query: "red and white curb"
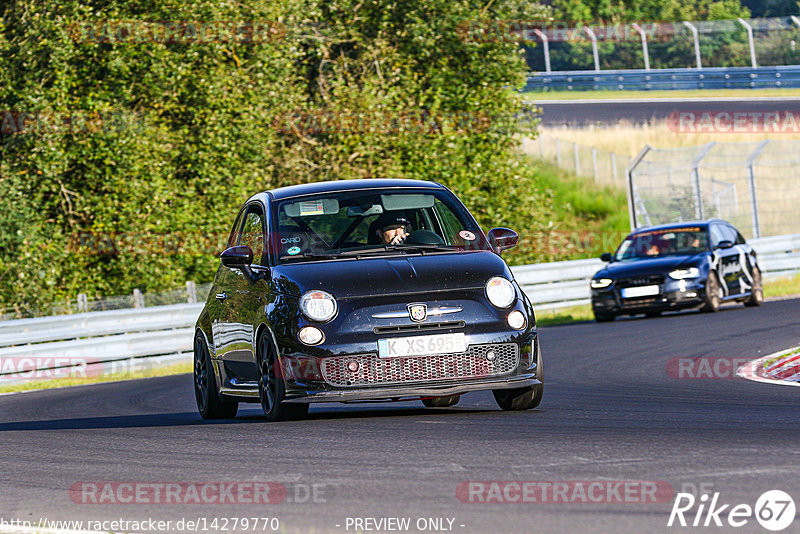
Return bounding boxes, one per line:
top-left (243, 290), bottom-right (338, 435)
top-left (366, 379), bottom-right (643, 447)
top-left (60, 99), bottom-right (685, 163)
top-left (737, 347), bottom-right (800, 387)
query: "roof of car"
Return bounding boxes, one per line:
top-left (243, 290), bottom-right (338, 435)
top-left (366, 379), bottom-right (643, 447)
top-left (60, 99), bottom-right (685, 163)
top-left (264, 179), bottom-right (446, 201)
top-left (632, 219), bottom-right (726, 234)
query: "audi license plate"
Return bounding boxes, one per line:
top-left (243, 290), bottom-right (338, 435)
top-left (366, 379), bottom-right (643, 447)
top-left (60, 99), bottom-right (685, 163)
top-left (378, 333), bottom-right (466, 358)
top-left (621, 285), bottom-right (660, 298)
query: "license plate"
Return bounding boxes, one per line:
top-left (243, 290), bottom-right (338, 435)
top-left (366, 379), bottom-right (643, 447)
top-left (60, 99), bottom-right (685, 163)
top-left (378, 333), bottom-right (467, 358)
top-left (621, 285), bottom-right (660, 298)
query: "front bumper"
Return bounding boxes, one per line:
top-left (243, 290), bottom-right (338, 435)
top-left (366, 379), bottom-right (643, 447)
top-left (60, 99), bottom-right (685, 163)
top-left (283, 373), bottom-right (541, 403)
top-left (592, 278), bottom-right (706, 314)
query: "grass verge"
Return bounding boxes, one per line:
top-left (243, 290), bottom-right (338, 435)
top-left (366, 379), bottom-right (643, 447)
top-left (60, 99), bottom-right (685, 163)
top-left (0, 361), bottom-right (192, 394)
top-left (526, 88), bottom-right (800, 101)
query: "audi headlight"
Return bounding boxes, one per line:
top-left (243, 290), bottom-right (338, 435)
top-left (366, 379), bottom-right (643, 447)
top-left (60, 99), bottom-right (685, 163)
top-left (299, 290), bottom-right (337, 322)
top-left (591, 278), bottom-right (613, 289)
top-left (668, 267), bottom-right (700, 280)
top-left (486, 276), bottom-right (516, 309)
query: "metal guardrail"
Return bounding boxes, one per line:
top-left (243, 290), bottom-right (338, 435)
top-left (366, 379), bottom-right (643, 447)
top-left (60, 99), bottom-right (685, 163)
top-left (0, 234), bottom-right (798, 380)
top-left (524, 65), bottom-right (800, 92)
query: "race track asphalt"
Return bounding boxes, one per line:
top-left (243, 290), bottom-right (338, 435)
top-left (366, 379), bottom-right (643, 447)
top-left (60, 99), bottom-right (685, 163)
top-left (532, 97), bottom-right (800, 127)
top-left (1, 298), bottom-right (799, 533)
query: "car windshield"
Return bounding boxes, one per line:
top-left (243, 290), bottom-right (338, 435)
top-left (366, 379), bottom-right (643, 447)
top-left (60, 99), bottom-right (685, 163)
top-left (272, 188), bottom-right (490, 262)
top-left (615, 227), bottom-right (709, 261)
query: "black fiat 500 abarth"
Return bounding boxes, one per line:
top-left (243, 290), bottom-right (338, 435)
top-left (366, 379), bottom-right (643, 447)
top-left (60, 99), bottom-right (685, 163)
top-left (193, 179), bottom-right (542, 420)
top-left (590, 219), bottom-right (764, 322)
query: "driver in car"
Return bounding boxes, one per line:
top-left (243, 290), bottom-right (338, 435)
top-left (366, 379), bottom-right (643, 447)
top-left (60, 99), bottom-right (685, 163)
top-left (376, 214), bottom-right (410, 245)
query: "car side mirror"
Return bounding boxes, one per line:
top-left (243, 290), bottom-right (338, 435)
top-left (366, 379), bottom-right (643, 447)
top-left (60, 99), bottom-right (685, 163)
top-left (487, 227), bottom-right (518, 254)
top-left (600, 252), bottom-right (613, 263)
top-left (715, 240), bottom-right (734, 250)
top-left (220, 245), bottom-right (253, 268)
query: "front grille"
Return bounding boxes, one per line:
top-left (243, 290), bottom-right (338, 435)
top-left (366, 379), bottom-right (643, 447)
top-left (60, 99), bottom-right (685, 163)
top-left (619, 297), bottom-right (660, 308)
top-left (617, 275), bottom-right (665, 288)
top-left (373, 321), bottom-right (465, 335)
top-left (321, 343), bottom-right (519, 387)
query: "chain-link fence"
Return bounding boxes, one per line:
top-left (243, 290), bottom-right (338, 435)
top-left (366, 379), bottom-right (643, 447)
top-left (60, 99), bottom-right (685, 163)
top-left (522, 134), bottom-right (631, 186)
top-left (629, 140), bottom-right (800, 238)
top-left (522, 16), bottom-right (800, 72)
top-left (0, 281), bottom-right (212, 321)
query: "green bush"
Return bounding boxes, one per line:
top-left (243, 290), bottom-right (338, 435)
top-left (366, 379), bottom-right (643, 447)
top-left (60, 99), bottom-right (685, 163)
top-left (0, 0), bottom-right (554, 316)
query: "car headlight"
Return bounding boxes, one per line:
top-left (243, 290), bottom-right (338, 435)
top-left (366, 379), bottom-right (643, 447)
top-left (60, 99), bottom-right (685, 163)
top-left (486, 276), bottom-right (516, 308)
top-left (669, 267), bottom-right (700, 280)
top-left (591, 278), bottom-right (613, 289)
top-left (299, 290), bottom-right (337, 322)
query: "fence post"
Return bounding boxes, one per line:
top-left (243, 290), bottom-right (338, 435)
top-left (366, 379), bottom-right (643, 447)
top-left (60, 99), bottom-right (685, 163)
top-left (746, 140), bottom-right (769, 238)
top-left (691, 142), bottom-right (716, 221)
top-left (556, 138), bottom-right (561, 167)
top-left (632, 23), bottom-right (650, 71)
top-left (532, 29), bottom-right (551, 73)
top-left (737, 18), bottom-right (758, 68)
top-left (683, 21), bottom-right (702, 69)
top-left (627, 145), bottom-right (652, 230)
top-left (583, 26), bottom-right (600, 71)
top-left (186, 281), bottom-right (197, 304)
top-left (592, 147), bottom-right (598, 182)
top-left (611, 152), bottom-right (617, 184)
top-left (133, 288), bottom-right (144, 308)
top-left (77, 293), bottom-right (88, 313)
top-left (573, 142), bottom-right (580, 175)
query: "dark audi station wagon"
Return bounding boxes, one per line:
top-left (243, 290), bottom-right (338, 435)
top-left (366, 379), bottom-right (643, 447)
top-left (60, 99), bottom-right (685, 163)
top-left (194, 179), bottom-right (542, 421)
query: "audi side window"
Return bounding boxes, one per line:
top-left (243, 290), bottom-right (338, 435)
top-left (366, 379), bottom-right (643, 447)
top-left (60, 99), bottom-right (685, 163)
top-left (720, 225), bottom-right (738, 244)
top-left (709, 225), bottom-right (725, 247)
top-left (238, 205), bottom-right (266, 265)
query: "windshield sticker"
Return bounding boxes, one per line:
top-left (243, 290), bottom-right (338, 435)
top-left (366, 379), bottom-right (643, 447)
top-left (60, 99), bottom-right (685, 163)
top-left (299, 200), bottom-right (325, 216)
top-left (287, 246), bottom-right (301, 255)
top-left (636, 227), bottom-right (701, 237)
top-left (459, 230), bottom-right (476, 241)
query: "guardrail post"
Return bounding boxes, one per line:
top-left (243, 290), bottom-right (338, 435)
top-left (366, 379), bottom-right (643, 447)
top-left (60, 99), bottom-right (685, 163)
top-left (592, 147), bottom-right (598, 182)
top-left (738, 18), bottom-right (758, 68)
top-left (746, 140), bottom-right (769, 238)
top-left (574, 142), bottom-right (580, 175)
top-left (132, 288), bottom-right (144, 308)
top-left (186, 281), bottom-right (197, 304)
top-left (77, 293), bottom-right (88, 313)
top-left (683, 21), bottom-right (702, 69)
top-left (583, 26), bottom-right (601, 71)
top-left (532, 29), bottom-right (551, 73)
top-left (632, 23), bottom-right (650, 71)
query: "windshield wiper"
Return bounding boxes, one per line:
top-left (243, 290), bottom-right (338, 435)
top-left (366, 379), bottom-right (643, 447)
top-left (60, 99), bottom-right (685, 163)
top-left (279, 251), bottom-right (342, 261)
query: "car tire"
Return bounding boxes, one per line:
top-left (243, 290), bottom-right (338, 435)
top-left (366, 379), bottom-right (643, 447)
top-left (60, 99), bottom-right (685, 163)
top-left (744, 266), bottom-right (764, 307)
top-left (701, 272), bottom-right (721, 313)
top-left (422, 395), bottom-right (460, 408)
top-left (493, 384), bottom-right (543, 411)
top-left (257, 331), bottom-right (308, 422)
top-left (194, 334), bottom-right (238, 420)
top-left (594, 311), bottom-right (615, 322)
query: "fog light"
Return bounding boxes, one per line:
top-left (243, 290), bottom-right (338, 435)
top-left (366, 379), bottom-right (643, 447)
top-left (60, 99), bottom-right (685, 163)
top-left (507, 310), bottom-right (526, 330)
top-left (347, 360), bottom-right (360, 373)
top-left (298, 326), bottom-right (324, 345)
top-left (486, 350), bottom-right (496, 361)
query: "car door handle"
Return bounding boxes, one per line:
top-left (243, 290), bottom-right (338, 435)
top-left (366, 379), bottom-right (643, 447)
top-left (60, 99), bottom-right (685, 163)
top-left (215, 292), bottom-right (228, 302)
